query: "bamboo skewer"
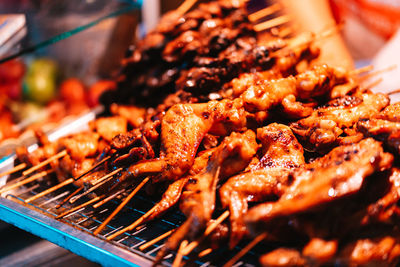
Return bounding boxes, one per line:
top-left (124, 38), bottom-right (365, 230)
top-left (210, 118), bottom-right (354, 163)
top-left (248, 3), bottom-right (282, 22)
top-left (93, 188), bottom-right (125, 209)
top-left (0, 169), bottom-right (53, 194)
top-left (56, 195), bottom-right (103, 219)
top-left (139, 229), bottom-right (175, 251)
top-left (0, 163), bottom-right (27, 178)
top-left (55, 186), bottom-right (84, 209)
top-left (107, 204), bottom-right (158, 240)
top-left (93, 177), bottom-right (150, 235)
top-left (223, 233), bottom-right (267, 267)
top-left (176, 0), bottom-right (197, 16)
top-left (73, 155), bottom-right (112, 181)
top-left (358, 64), bottom-right (397, 81)
top-left (181, 210), bottom-right (230, 256)
top-left (70, 168), bottom-right (122, 204)
top-left (22, 150), bottom-right (67, 176)
top-left (198, 248), bottom-right (213, 258)
top-left (254, 15), bottom-right (291, 32)
top-left (388, 88), bottom-right (400, 95)
top-left (350, 65), bottom-right (373, 76)
top-left (24, 177), bottom-right (75, 203)
top-left (172, 240), bottom-right (188, 267)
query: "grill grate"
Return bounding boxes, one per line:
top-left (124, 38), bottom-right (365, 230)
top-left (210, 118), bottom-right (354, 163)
top-left (2, 181), bottom-right (260, 266)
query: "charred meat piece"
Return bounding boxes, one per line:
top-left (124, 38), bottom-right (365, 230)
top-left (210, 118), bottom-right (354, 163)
top-left (246, 138), bottom-right (393, 233)
top-left (291, 92), bottom-right (389, 152)
top-left (156, 130), bottom-right (257, 262)
top-left (220, 123), bottom-right (304, 248)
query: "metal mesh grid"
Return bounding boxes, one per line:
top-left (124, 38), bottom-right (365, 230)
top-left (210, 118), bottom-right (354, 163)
top-left (2, 181), bottom-right (260, 267)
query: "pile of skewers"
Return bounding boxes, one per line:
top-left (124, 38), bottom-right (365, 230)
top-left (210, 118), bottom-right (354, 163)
top-left (2, 0), bottom-right (400, 266)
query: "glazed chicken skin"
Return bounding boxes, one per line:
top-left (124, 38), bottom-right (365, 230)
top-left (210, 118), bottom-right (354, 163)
top-left (155, 130), bottom-right (258, 263)
top-left (357, 102), bottom-right (400, 155)
top-left (240, 64), bottom-right (352, 118)
top-left (291, 92), bottom-right (389, 152)
top-left (245, 138), bottom-right (393, 234)
top-left (220, 123), bottom-right (305, 248)
top-left (117, 98), bottom-right (247, 184)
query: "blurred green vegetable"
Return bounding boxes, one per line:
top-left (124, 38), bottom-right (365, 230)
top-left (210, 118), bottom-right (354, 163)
top-left (23, 58), bottom-right (58, 104)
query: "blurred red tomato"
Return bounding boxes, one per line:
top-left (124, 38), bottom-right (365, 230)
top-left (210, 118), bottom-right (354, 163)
top-left (87, 80), bottom-right (116, 107)
top-left (59, 78), bottom-right (86, 104)
top-left (0, 59), bottom-right (25, 83)
top-left (0, 60), bottom-right (25, 100)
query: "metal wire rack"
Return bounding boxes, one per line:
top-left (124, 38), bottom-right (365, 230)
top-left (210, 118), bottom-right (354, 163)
top-left (0, 179), bottom-right (261, 266)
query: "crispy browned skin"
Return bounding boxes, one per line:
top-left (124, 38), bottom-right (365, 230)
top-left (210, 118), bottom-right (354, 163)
top-left (241, 65), bottom-right (351, 118)
top-left (357, 103), bottom-right (400, 155)
top-left (91, 116), bottom-right (128, 142)
top-left (291, 92), bottom-right (389, 152)
top-left (58, 132), bottom-right (99, 161)
top-left (260, 248), bottom-right (307, 267)
top-left (144, 148), bottom-right (216, 222)
top-left (155, 130), bottom-right (257, 262)
top-left (338, 236), bottom-right (400, 266)
top-left (119, 98), bottom-right (247, 183)
top-left (220, 123), bottom-right (304, 248)
top-left (245, 138), bottom-right (393, 232)
top-left (361, 168), bottom-right (400, 225)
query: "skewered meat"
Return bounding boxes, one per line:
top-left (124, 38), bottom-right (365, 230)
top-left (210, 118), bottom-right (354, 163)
top-left (245, 138), bottom-right (393, 233)
top-left (58, 132), bottom-right (100, 161)
top-left (156, 130), bottom-right (258, 262)
top-left (357, 103), bottom-right (400, 155)
top-left (260, 248), bottom-right (307, 267)
top-left (241, 64), bottom-right (353, 117)
top-left (142, 148), bottom-right (216, 223)
top-left (110, 104), bottom-right (146, 128)
top-left (90, 116), bottom-right (128, 142)
top-left (291, 92), bottom-right (389, 152)
top-left (220, 123), bottom-right (304, 248)
top-left (338, 236), bottom-right (400, 266)
top-left (117, 98), bottom-right (247, 183)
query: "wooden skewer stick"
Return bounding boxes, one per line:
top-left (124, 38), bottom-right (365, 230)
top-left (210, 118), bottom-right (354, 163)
top-left (92, 188), bottom-right (125, 209)
top-left (350, 65), bottom-right (373, 76)
top-left (363, 78), bottom-right (383, 91)
top-left (198, 248), bottom-right (213, 258)
top-left (359, 64), bottom-right (397, 81)
top-left (248, 3), bottom-right (282, 22)
top-left (92, 168), bottom-right (123, 186)
top-left (93, 177), bottom-right (150, 235)
top-left (222, 233), bottom-right (267, 267)
top-left (388, 88), bottom-right (400, 95)
top-left (254, 15), bottom-right (291, 32)
top-left (22, 150), bottom-right (67, 176)
top-left (182, 210), bottom-right (230, 256)
top-left (24, 177), bottom-right (75, 203)
top-left (0, 169), bottom-right (53, 194)
top-left (176, 0), bottom-right (197, 16)
top-left (106, 204), bottom-right (158, 240)
top-left (139, 229), bottom-right (176, 251)
top-left (73, 155), bottom-right (112, 182)
top-left (55, 186), bottom-right (84, 209)
top-left (56, 195), bottom-right (103, 219)
top-left (0, 163), bottom-right (27, 178)
top-left (70, 168), bottom-right (122, 204)
top-left (172, 240), bottom-right (188, 267)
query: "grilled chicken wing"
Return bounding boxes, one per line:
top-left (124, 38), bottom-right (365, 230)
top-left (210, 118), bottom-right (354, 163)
top-left (155, 130), bottom-right (257, 262)
top-left (220, 123), bottom-right (304, 248)
top-left (291, 92), bottom-right (389, 152)
top-left (246, 138), bottom-right (393, 233)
